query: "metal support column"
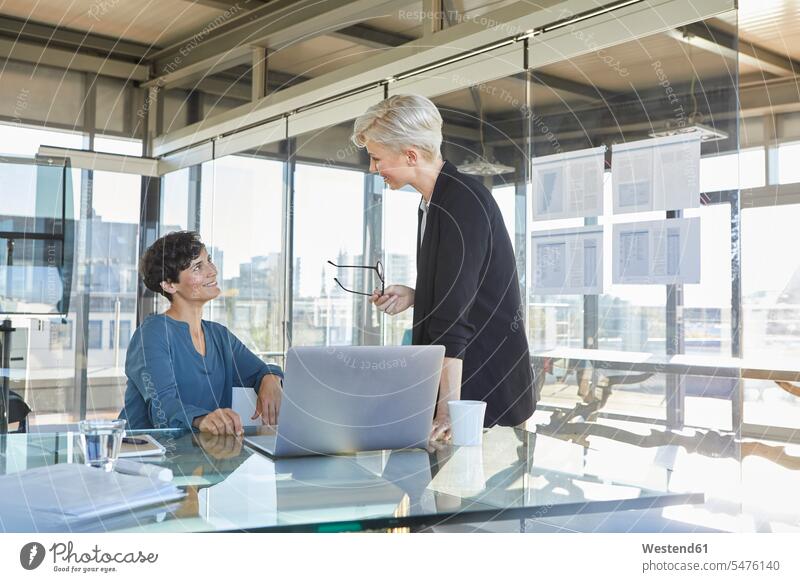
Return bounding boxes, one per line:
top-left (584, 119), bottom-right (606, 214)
top-left (71, 74), bottom-right (96, 422)
top-left (186, 90), bottom-right (203, 232)
top-left (282, 133), bottom-right (296, 351)
top-left (583, 217), bottom-right (599, 350)
top-left (359, 173), bottom-right (384, 345)
top-left (665, 209), bottom-right (685, 429)
top-left (137, 86), bottom-right (162, 326)
top-left (517, 58), bottom-right (532, 326)
top-left (422, 0), bottom-right (443, 36)
top-left (252, 47), bottom-right (269, 101)
top-left (730, 189), bottom-right (743, 437)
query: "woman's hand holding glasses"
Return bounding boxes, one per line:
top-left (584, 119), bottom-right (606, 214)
top-left (370, 285), bottom-right (415, 316)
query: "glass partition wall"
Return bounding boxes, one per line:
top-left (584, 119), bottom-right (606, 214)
top-left (0, 130), bottom-right (143, 426)
top-left (525, 12), bottom-right (741, 438)
top-left (200, 155), bottom-right (285, 365)
top-left (291, 121), bottom-right (372, 347)
top-left (13, 4), bottom-right (785, 455)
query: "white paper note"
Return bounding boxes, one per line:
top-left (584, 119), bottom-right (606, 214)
top-left (612, 217), bottom-right (701, 284)
top-left (612, 133), bottom-right (701, 214)
top-left (232, 386), bottom-right (262, 427)
top-left (0, 463), bottom-right (184, 530)
top-left (531, 226), bottom-right (604, 295)
top-left (532, 146), bottom-right (606, 220)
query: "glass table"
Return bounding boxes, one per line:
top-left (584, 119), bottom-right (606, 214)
top-left (0, 426), bottom-right (702, 532)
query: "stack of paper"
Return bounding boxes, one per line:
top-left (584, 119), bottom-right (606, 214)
top-left (0, 463), bottom-right (185, 532)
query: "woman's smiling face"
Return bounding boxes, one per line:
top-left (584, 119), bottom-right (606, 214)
top-left (162, 247), bottom-right (220, 304)
top-left (365, 140), bottom-right (416, 190)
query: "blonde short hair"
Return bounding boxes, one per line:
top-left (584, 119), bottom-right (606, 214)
top-left (351, 94), bottom-right (443, 160)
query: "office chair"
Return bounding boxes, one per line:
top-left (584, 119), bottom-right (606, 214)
top-left (7, 390), bottom-right (31, 433)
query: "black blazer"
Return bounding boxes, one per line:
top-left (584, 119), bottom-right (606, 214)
top-left (412, 160), bottom-right (535, 427)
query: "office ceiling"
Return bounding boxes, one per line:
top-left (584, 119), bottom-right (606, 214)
top-left (0, 0), bottom-right (228, 47)
top-left (717, 0), bottom-right (800, 63)
top-left (0, 0), bottom-right (797, 128)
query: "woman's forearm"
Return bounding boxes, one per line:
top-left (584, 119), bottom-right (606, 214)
top-left (436, 357), bottom-right (462, 417)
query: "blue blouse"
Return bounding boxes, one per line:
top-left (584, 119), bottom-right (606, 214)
top-left (120, 314), bottom-right (283, 430)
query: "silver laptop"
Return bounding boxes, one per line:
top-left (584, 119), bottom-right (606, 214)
top-left (245, 345), bottom-right (444, 458)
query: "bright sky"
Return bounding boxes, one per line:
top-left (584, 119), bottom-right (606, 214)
top-left (293, 163), bottom-right (363, 296)
top-left (202, 156), bottom-right (283, 281)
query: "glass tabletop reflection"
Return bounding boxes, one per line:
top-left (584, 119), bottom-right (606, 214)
top-left (0, 426), bottom-right (702, 532)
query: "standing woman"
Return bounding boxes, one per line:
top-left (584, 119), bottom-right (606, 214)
top-left (353, 94), bottom-right (535, 440)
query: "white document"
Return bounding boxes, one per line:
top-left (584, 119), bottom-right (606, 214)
top-left (612, 133), bottom-right (701, 214)
top-left (532, 146), bottom-right (606, 220)
top-left (118, 433), bottom-right (166, 458)
top-left (0, 463), bottom-right (184, 526)
top-left (612, 217), bottom-right (701, 284)
top-left (531, 226), bottom-right (604, 295)
top-left (232, 386), bottom-right (262, 427)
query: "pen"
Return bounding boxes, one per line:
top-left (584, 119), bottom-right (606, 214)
top-left (122, 437), bottom-right (150, 445)
top-left (115, 458), bottom-right (173, 482)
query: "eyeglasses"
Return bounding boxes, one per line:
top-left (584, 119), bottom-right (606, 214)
top-left (327, 259), bottom-right (384, 297)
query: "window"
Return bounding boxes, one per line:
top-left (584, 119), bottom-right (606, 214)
top-left (199, 155), bottom-right (284, 357)
top-left (383, 187), bottom-right (419, 346)
top-left (49, 320), bottom-right (73, 351)
top-left (84, 136), bottom-right (143, 417)
top-left (778, 141), bottom-right (800, 184)
top-left (88, 320), bottom-right (103, 350)
top-left (292, 163), bottom-right (365, 346)
top-left (0, 122), bottom-right (85, 425)
top-left (699, 147), bottom-right (765, 192)
top-left (109, 320), bottom-right (132, 350)
top-left (0, 122), bottom-right (83, 156)
top-left (94, 136), bottom-right (142, 156)
top-left (742, 203), bottom-right (800, 431)
top-left (742, 204), bottom-right (800, 361)
top-left (492, 185), bottom-right (517, 253)
top-left (161, 168), bottom-right (191, 232)
top-left (681, 204), bottom-right (732, 356)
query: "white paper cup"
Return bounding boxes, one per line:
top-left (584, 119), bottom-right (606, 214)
top-left (448, 400), bottom-right (487, 446)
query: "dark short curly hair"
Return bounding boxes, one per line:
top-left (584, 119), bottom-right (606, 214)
top-left (140, 231), bottom-right (205, 302)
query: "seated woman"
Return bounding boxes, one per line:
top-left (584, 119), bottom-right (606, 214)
top-left (120, 231), bottom-right (283, 436)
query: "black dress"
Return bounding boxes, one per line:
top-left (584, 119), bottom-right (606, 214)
top-left (412, 160), bottom-right (536, 427)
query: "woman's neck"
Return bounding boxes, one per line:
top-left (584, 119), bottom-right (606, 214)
top-left (165, 299), bottom-right (204, 335)
top-left (411, 158), bottom-right (445, 203)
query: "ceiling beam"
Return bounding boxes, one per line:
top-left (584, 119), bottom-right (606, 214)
top-left (187, 0), bottom-right (267, 9)
top-left (429, 75), bottom-right (800, 152)
top-left (531, 71), bottom-right (620, 102)
top-left (335, 6), bottom-right (614, 109)
top-left (0, 37), bottom-right (149, 81)
top-left (0, 15), bottom-right (153, 61)
top-left (146, 0), bottom-right (400, 89)
top-left (483, 75), bottom-right (747, 147)
top-left (174, 68), bottom-right (312, 100)
top-left (332, 24), bottom-right (415, 49)
top-left (740, 76), bottom-right (800, 116)
top-left (441, 1), bottom-right (485, 117)
top-left (179, 77), bottom-right (251, 101)
top-left (666, 21), bottom-right (800, 77)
